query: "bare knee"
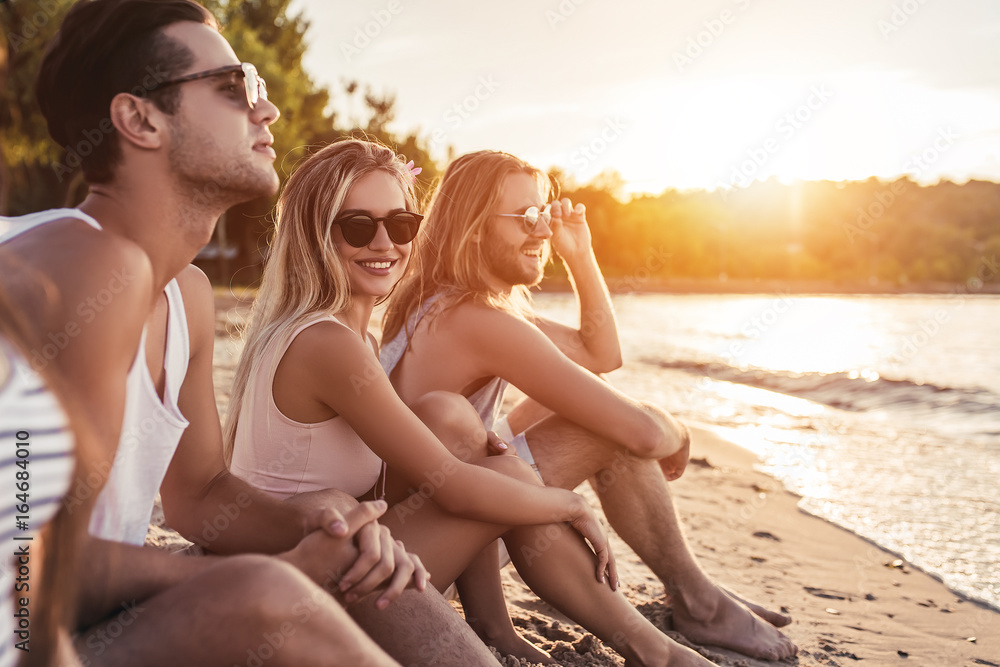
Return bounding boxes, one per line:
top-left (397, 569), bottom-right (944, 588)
top-left (222, 556), bottom-right (350, 659)
top-left (632, 402), bottom-right (689, 459)
top-left (285, 486), bottom-right (359, 515)
top-left (588, 449), bottom-right (651, 494)
top-left (409, 391), bottom-right (488, 461)
top-left (477, 454), bottom-right (542, 486)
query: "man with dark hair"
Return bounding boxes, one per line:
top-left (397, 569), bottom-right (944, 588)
top-left (0, 1), bottom-right (497, 664)
top-left (382, 150), bottom-right (798, 662)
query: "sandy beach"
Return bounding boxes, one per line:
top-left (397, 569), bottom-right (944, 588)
top-left (487, 418), bottom-right (1000, 666)
top-left (149, 292), bottom-right (1000, 666)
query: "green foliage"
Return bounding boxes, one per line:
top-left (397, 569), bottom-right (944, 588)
top-left (0, 0), bottom-right (75, 214)
top-left (2, 2), bottom-right (996, 290)
top-left (1, 0), bottom-right (441, 287)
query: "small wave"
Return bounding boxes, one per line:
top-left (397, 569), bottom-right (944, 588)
top-left (646, 358), bottom-right (1000, 417)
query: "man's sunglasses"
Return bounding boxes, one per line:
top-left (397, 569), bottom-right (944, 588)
top-left (496, 205), bottom-right (551, 234)
top-left (149, 62), bottom-right (267, 109)
top-left (331, 211), bottom-right (424, 248)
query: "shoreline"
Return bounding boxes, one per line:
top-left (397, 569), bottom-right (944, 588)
top-left (536, 276), bottom-right (1000, 296)
top-left (488, 418), bottom-right (1000, 666)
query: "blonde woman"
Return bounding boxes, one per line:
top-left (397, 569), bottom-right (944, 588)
top-left (225, 138), bottom-right (717, 666)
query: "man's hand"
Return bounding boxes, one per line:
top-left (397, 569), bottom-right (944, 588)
top-left (657, 429), bottom-right (690, 481)
top-left (549, 198), bottom-right (593, 265)
top-left (283, 500), bottom-right (430, 609)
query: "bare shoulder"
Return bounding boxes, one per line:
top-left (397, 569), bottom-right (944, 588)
top-left (282, 318), bottom-right (379, 396)
top-left (174, 265), bottom-right (215, 353)
top-left (439, 299), bottom-right (540, 343)
top-left (174, 265), bottom-right (214, 324)
top-left (174, 263), bottom-right (212, 297)
top-left (288, 319), bottom-right (373, 366)
top-left (1, 219), bottom-right (153, 340)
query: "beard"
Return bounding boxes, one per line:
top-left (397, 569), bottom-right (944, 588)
top-left (167, 118), bottom-right (278, 210)
top-left (482, 223), bottom-right (550, 288)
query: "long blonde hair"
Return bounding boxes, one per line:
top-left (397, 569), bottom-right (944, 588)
top-left (382, 150), bottom-right (551, 342)
top-left (223, 138), bottom-right (419, 464)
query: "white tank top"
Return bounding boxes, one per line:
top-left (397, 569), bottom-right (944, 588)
top-left (0, 208), bottom-right (190, 545)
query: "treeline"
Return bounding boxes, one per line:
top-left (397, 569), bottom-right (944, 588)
top-left (555, 175), bottom-right (1000, 290)
top-left (4, 2), bottom-right (999, 291)
top-left (1, 0), bottom-right (439, 284)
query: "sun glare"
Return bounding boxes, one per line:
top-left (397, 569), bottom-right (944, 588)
top-left (591, 71), bottom-right (994, 194)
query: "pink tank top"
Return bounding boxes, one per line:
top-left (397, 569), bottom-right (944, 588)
top-left (230, 316), bottom-right (385, 500)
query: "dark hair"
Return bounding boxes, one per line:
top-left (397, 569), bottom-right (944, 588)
top-left (36, 0), bottom-right (217, 183)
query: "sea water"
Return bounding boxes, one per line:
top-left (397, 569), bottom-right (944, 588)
top-left (532, 292), bottom-right (1000, 610)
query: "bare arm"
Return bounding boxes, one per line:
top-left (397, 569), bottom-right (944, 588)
top-left (157, 269), bottom-right (429, 605)
top-left (455, 303), bottom-right (686, 460)
top-left (531, 198), bottom-right (621, 373)
top-left (297, 323), bottom-right (594, 529)
top-left (158, 267), bottom-right (331, 553)
top-left (75, 534), bottom-right (214, 626)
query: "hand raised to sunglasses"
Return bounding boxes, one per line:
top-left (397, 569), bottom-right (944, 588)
top-left (549, 198), bottom-right (593, 267)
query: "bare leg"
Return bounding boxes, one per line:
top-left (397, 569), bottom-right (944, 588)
top-left (524, 411), bottom-right (797, 661)
top-left (346, 589), bottom-right (500, 667)
top-left (285, 468), bottom-right (501, 666)
top-left (381, 453), bottom-right (716, 667)
top-left (456, 543), bottom-right (555, 664)
top-left (512, 399), bottom-right (791, 628)
top-left (76, 554), bottom-right (397, 667)
top-left (405, 392), bottom-right (553, 663)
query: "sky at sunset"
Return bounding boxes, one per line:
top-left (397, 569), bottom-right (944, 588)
top-left (292, 0), bottom-right (1000, 194)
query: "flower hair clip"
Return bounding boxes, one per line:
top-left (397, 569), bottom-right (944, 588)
top-left (405, 160), bottom-right (422, 183)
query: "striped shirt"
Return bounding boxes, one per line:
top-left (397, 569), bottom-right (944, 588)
top-left (0, 338), bottom-right (75, 664)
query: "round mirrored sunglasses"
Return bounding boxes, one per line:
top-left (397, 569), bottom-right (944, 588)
top-left (496, 205), bottom-right (552, 234)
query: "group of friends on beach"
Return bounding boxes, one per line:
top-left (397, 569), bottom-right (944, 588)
top-left (0, 1), bottom-right (801, 665)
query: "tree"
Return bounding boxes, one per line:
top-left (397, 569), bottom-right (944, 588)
top-left (0, 0), bottom-right (74, 215)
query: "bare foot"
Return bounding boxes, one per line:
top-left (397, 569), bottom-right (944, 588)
top-left (625, 638), bottom-right (719, 667)
top-left (722, 586), bottom-right (792, 628)
top-left (672, 589), bottom-right (797, 661)
top-left (479, 628), bottom-right (555, 665)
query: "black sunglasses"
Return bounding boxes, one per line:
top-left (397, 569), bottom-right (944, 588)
top-left (332, 211), bottom-right (423, 248)
top-left (149, 62), bottom-right (267, 109)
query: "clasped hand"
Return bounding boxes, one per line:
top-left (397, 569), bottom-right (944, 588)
top-left (283, 500), bottom-right (429, 610)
